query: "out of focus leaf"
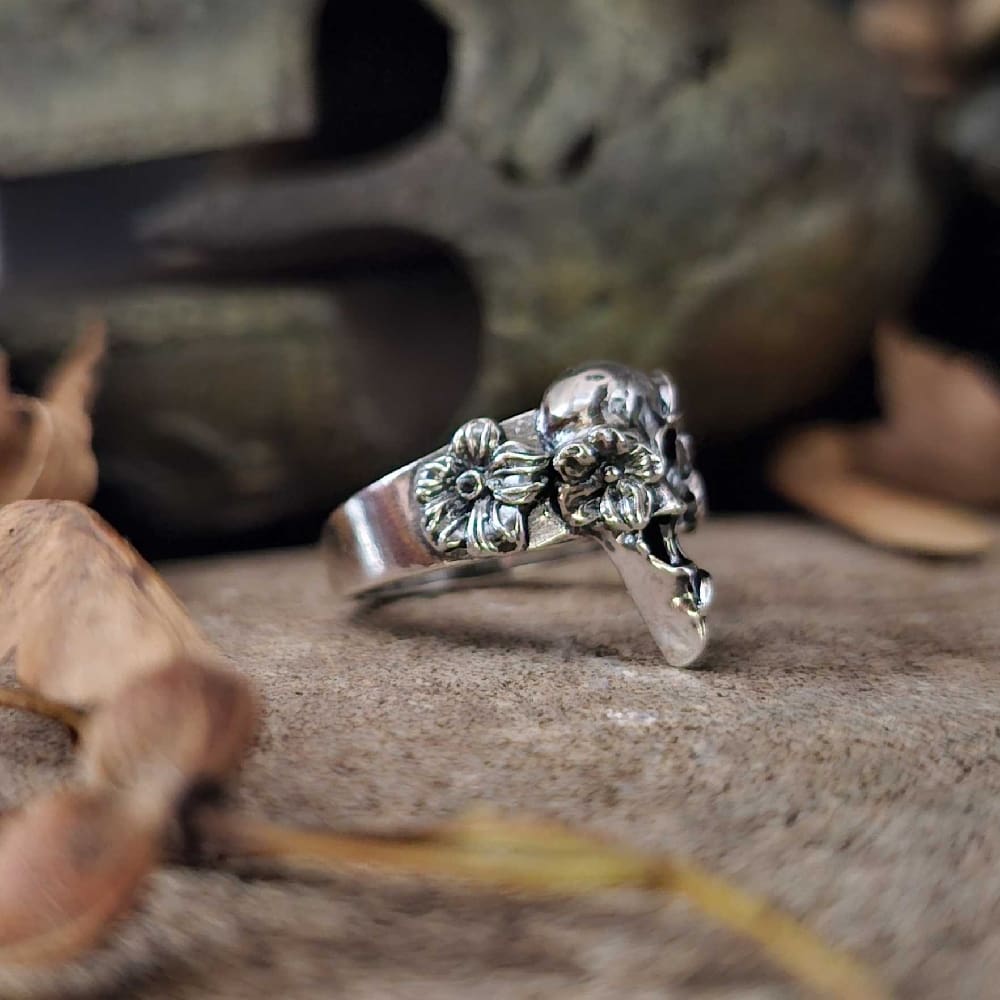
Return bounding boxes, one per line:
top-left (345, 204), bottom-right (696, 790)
top-left (958, 0), bottom-right (1000, 50)
top-left (853, 0), bottom-right (958, 95)
top-left (770, 324), bottom-right (1000, 554)
top-left (770, 425), bottom-right (996, 555)
top-left (80, 658), bottom-right (258, 822)
top-left (853, 0), bottom-right (1000, 94)
top-left (0, 320), bottom-right (105, 506)
top-left (0, 500), bottom-right (257, 967)
top-left (0, 789), bottom-right (158, 968)
top-left (853, 324), bottom-right (1000, 508)
top-left (0, 500), bottom-right (218, 706)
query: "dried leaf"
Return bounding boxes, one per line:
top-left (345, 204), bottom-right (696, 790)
top-left (30, 319), bottom-right (106, 504)
top-left (853, 325), bottom-right (1000, 509)
top-left (853, 0), bottom-right (1000, 94)
top-left (0, 320), bottom-right (105, 506)
top-left (958, 0), bottom-right (1000, 50)
top-left (0, 388), bottom-right (50, 508)
top-left (0, 355), bottom-right (33, 494)
top-left (198, 809), bottom-right (889, 1000)
top-left (80, 659), bottom-right (258, 821)
top-left (0, 501), bottom-right (259, 967)
top-left (0, 500), bottom-right (218, 706)
top-left (0, 789), bottom-right (158, 968)
top-left (853, 0), bottom-right (958, 95)
top-left (769, 425), bottom-right (997, 555)
top-left (0, 660), bottom-right (255, 966)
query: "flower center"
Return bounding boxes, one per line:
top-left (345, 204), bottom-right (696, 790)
top-left (603, 465), bottom-right (624, 484)
top-left (455, 468), bottom-right (485, 500)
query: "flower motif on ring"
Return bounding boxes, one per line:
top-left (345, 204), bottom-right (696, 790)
top-left (415, 418), bottom-right (550, 556)
top-left (552, 426), bottom-right (678, 535)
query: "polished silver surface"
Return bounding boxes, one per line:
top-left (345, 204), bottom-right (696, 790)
top-left (324, 363), bottom-right (712, 667)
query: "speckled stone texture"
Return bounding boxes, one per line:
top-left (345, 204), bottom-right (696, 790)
top-left (2, 517), bottom-right (999, 998)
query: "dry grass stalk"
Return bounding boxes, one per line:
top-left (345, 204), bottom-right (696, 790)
top-left (0, 687), bottom-right (86, 737)
top-left (198, 809), bottom-right (889, 1000)
top-left (0, 501), bottom-right (218, 705)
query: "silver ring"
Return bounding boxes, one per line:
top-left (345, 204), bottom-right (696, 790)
top-left (323, 363), bottom-right (712, 667)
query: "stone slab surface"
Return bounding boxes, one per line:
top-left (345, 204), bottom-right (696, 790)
top-left (2, 517), bottom-right (999, 998)
top-left (0, 0), bottom-right (316, 175)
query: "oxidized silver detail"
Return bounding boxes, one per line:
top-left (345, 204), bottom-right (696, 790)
top-left (537, 363), bottom-right (710, 619)
top-left (413, 364), bottom-right (711, 627)
top-left (327, 361), bottom-right (711, 667)
top-left (414, 417), bottom-right (549, 557)
top-left (552, 426), bottom-right (675, 534)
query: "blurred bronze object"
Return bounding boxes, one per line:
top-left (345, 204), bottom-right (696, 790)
top-left (147, 0), bottom-right (928, 434)
top-left (0, 0), bottom-right (929, 540)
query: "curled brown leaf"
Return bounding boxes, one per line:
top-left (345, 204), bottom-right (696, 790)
top-left (853, 0), bottom-right (1000, 96)
top-left (0, 501), bottom-right (258, 967)
top-left (30, 319), bottom-right (106, 504)
top-left (0, 320), bottom-right (105, 506)
top-left (0, 500), bottom-right (217, 706)
top-left (769, 425), bottom-right (996, 555)
top-left (0, 356), bottom-right (50, 506)
top-left (770, 324), bottom-right (1000, 555)
top-left (958, 0), bottom-right (1000, 50)
top-left (0, 789), bottom-right (158, 968)
top-left (80, 658), bottom-right (258, 822)
top-left (854, 324), bottom-right (1000, 508)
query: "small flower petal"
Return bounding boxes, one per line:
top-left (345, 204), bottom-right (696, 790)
top-left (558, 482), bottom-right (604, 526)
top-left (414, 455), bottom-right (459, 504)
top-left (486, 441), bottom-right (549, 506)
top-left (422, 496), bottom-right (470, 553)
top-left (466, 498), bottom-right (526, 556)
top-left (600, 479), bottom-right (654, 533)
top-left (552, 440), bottom-right (599, 483)
top-left (451, 418), bottom-right (502, 468)
top-left (623, 442), bottom-right (665, 484)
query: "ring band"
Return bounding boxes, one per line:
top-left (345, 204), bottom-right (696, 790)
top-left (323, 363), bottom-right (712, 667)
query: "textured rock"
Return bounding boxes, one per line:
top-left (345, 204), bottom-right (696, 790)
top-left (0, 270), bottom-right (479, 538)
top-left (0, 0), bottom-right (317, 175)
top-left (147, 0), bottom-right (929, 433)
top-left (2, 517), bottom-right (998, 998)
top-left (0, 0), bottom-right (930, 539)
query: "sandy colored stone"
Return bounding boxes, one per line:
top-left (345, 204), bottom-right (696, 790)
top-left (0, 0), bottom-right (317, 175)
top-left (1, 517), bottom-right (999, 998)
